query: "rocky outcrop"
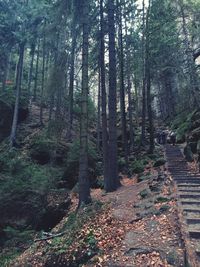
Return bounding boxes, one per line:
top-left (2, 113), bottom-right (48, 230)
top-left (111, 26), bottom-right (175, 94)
top-left (0, 189), bottom-right (71, 241)
top-left (184, 109), bottom-right (200, 161)
top-left (0, 99), bottom-right (28, 142)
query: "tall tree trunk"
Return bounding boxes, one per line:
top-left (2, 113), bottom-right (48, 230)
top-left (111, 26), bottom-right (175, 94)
top-left (124, 17), bottom-right (134, 153)
top-left (67, 16), bottom-right (77, 141)
top-left (78, 0), bottom-right (91, 206)
top-left (106, 0), bottom-right (119, 192)
top-left (40, 24), bottom-right (46, 126)
top-left (141, 0), bottom-right (146, 145)
top-left (10, 42), bottom-right (25, 146)
top-left (117, 0), bottom-right (128, 167)
top-left (100, 0), bottom-right (109, 187)
top-left (146, 1), bottom-right (154, 153)
top-left (28, 43), bottom-right (36, 98)
top-left (97, 64), bottom-right (101, 152)
top-left (33, 39), bottom-right (40, 101)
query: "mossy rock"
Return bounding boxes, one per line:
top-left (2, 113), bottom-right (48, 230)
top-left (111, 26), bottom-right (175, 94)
top-left (159, 205), bottom-right (170, 213)
top-left (155, 196), bottom-right (169, 203)
top-left (184, 144), bottom-right (193, 162)
top-left (139, 189), bottom-right (150, 199)
top-left (153, 158), bottom-right (166, 167)
top-left (138, 174), bottom-right (151, 182)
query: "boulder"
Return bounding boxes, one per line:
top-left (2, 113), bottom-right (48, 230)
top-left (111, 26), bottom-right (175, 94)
top-left (0, 99), bottom-right (28, 142)
top-left (0, 189), bottom-right (71, 233)
top-left (184, 144), bottom-right (194, 162)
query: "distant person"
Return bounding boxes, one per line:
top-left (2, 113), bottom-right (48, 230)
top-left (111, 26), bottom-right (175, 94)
top-left (170, 131), bottom-right (176, 146)
top-left (161, 131), bottom-right (167, 145)
top-left (156, 130), bottom-right (162, 144)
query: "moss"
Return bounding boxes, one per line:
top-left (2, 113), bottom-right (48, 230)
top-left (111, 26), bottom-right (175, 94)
top-left (139, 189), bottom-right (150, 199)
top-left (130, 160), bottom-right (145, 174)
top-left (155, 196), bottom-right (169, 203)
top-left (153, 158), bottom-right (166, 167)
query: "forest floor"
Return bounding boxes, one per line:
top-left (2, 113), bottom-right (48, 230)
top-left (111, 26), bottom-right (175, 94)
top-left (11, 155), bottom-right (186, 267)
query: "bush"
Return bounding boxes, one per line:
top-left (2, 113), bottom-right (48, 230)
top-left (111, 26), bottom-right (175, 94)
top-left (130, 160), bottom-right (145, 174)
top-left (153, 158), bottom-right (166, 167)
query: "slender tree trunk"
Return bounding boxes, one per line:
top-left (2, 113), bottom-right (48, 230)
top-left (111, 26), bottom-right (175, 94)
top-left (33, 39), bottom-right (40, 101)
top-left (106, 0), bottom-right (119, 192)
top-left (97, 64), bottom-right (101, 152)
top-left (146, 2), bottom-right (154, 153)
top-left (127, 76), bottom-right (134, 152)
top-left (124, 17), bottom-right (134, 153)
top-left (40, 24), bottom-right (46, 126)
top-left (78, 0), bottom-right (91, 206)
top-left (67, 17), bottom-right (77, 141)
top-left (100, 0), bottom-right (109, 186)
top-left (28, 43), bottom-right (36, 98)
top-left (49, 93), bottom-right (55, 121)
top-left (146, 64), bottom-right (154, 153)
top-left (10, 42), bottom-right (25, 147)
top-left (141, 0), bottom-right (146, 146)
top-left (117, 0), bottom-right (128, 167)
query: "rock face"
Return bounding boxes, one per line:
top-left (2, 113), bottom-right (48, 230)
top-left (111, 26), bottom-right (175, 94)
top-left (184, 109), bottom-right (200, 162)
top-left (0, 99), bottom-right (28, 142)
top-left (0, 189), bottom-right (71, 241)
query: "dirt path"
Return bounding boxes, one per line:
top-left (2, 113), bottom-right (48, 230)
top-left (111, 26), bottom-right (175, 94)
top-left (11, 155), bottom-right (186, 267)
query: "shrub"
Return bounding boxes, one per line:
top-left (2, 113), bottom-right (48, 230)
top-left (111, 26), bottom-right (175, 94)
top-left (153, 158), bottom-right (166, 167)
top-left (130, 160), bottom-right (145, 174)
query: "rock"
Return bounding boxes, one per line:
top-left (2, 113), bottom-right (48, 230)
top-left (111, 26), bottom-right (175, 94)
top-left (0, 100), bottom-right (28, 142)
top-left (0, 189), bottom-right (71, 233)
top-left (153, 158), bottom-right (166, 167)
top-left (188, 127), bottom-right (200, 143)
top-left (36, 189), bottom-right (71, 231)
top-left (125, 246), bottom-right (155, 256)
top-left (184, 144), bottom-right (194, 162)
top-left (139, 189), bottom-right (150, 199)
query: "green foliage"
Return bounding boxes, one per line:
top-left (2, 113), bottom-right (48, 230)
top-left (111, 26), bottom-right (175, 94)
top-left (73, 91), bottom-right (97, 124)
top-left (153, 158), bottom-right (166, 167)
top-left (4, 226), bottom-right (34, 245)
top-left (155, 196), bottom-right (169, 203)
top-left (138, 174), bottom-right (151, 182)
top-left (0, 87), bottom-right (28, 108)
top-left (139, 189), bottom-right (149, 199)
top-left (130, 160), bottom-right (145, 174)
top-left (176, 121), bottom-right (190, 143)
top-left (0, 145), bottom-right (61, 198)
top-left (0, 248), bottom-right (20, 267)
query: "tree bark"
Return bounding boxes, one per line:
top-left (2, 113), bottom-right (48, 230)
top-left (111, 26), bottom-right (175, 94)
top-left (100, 0), bottom-right (109, 187)
top-left (40, 22), bottom-right (46, 126)
top-left (33, 39), bottom-right (40, 101)
top-left (117, 0), bottom-right (128, 167)
top-left (141, 0), bottom-right (146, 146)
top-left (106, 0), bottom-right (119, 192)
top-left (67, 16), bottom-right (77, 141)
top-left (10, 42), bottom-right (25, 147)
top-left (78, 0), bottom-right (91, 206)
top-left (28, 43), bottom-right (35, 98)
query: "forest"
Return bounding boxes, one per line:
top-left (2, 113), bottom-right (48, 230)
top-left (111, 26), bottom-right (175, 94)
top-left (0, 0), bottom-right (200, 266)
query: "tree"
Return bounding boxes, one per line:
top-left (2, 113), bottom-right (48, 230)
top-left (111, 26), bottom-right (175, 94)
top-left (105, 0), bottom-right (119, 192)
top-left (78, 0), bottom-right (91, 205)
